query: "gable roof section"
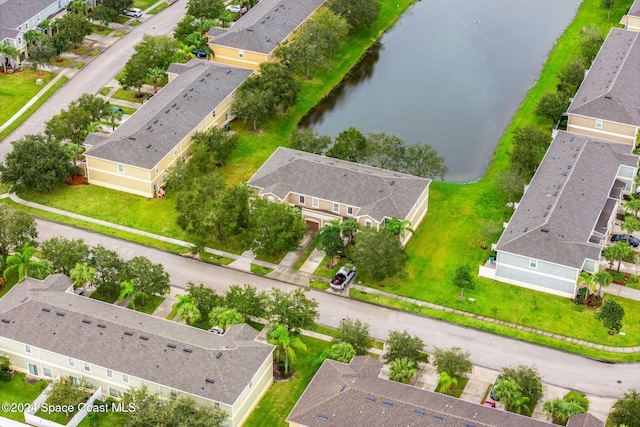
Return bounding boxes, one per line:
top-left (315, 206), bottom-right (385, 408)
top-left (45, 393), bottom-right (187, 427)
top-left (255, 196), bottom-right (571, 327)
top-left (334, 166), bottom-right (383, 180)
top-left (247, 147), bottom-right (431, 223)
top-left (287, 356), bottom-right (567, 427)
top-left (208, 0), bottom-right (326, 54)
top-left (567, 29), bottom-right (640, 126)
top-left (496, 131), bottom-right (638, 268)
top-left (566, 413), bottom-right (607, 427)
top-left (0, 275), bottom-right (273, 406)
top-left (0, 0), bottom-right (55, 30)
top-left (83, 60), bottom-right (253, 169)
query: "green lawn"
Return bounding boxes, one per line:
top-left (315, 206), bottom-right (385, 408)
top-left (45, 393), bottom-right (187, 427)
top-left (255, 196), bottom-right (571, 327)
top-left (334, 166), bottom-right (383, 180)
top-left (0, 70), bottom-right (55, 128)
top-left (147, 2), bottom-right (168, 14)
top-left (244, 336), bottom-right (330, 427)
top-left (111, 88), bottom-right (151, 103)
top-left (133, 0), bottom-right (157, 9)
top-left (0, 75), bottom-right (68, 142)
top-left (90, 25), bottom-right (114, 36)
top-left (251, 265), bottom-right (273, 275)
top-left (0, 373), bottom-right (48, 422)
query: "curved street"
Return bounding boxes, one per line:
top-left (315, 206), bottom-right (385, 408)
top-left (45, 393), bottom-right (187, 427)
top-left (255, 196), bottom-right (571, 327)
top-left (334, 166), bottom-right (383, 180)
top-left (36, 219), bottom-right (640, 400)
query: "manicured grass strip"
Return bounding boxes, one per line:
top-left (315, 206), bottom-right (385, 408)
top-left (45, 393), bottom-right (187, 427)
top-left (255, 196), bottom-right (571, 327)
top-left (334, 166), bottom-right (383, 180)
top-left (0, 373), bottom-right (48, 422)
top-left (147, 2), bottom-right (168, 14)
top-left (90, 25), bottom-right (114, 36)
top-left (200, 252), bottom-right (235, 265)
top-left (350, 289), bottom-right (640, 362)
top-left (111, 104), bottom-right (137, 115)
top-left (244, 336), bottom-right (331, 427)
top-left (251, 264), bottom-right (273, 275)
top-left (90, 292), bottom-right (118, 304)
top-left (0, 198), bottom-right (187, 254)
top-left (435, 376), bottom-right (469, 398)
top-left (111, 88), bottom-right (150, 103)
top-left (0, 69), bottom-right (57, 133)
top-left (293, 234), bottom-right (320, 270)
top-left (133, 294), bottom-right (164, 314)
top-left (309, 278), bottom-right (330, 291)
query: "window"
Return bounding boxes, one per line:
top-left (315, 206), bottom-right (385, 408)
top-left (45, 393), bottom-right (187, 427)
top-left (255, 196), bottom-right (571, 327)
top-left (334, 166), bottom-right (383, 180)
top-left (333, 203), bottom-right (339, 213)
top-left (225, 113), bottom-right (229, 121)
top-left (122, 374), bottom-right (129, 383)
top-left (43, 368), bottom-right (52, 378)
top-left (154, 182), bottom-right (159, 192)
top-left (365, 220), bottom-right (372, 228)
top-left (595, 119), bottom-right (603, 129)
top-left (529, 258), bottom-right (537, 269)
top-left (28, 363), bottom-right (38, 376)
top-left (109, 388), bottom-right (118, 398)
top-left (25, 344), bottom-right (31, 354)
top-left (238, 50), bottom-right (244, 58)
top-left (70, 376), bottom-right (79, 386)
top-left (174, 148), bottom-right (178, 156)
top-left (84, 362), bottom-right (90, 372)
top-left (162, 174), bottom-right (167, 183)
top-left (299, 195), bottom-right (305, 204)
top-left (267, 196), bottom-right (274, 203)
top-left (347, 206), bottom-right (354, 216)
top-left (106, 369), bottom-right (113, 378)
top-left (118, 163), bottom-right (124, 173)
top-left (84, 380), bottom-right (93, 389)
top-left (155, 166), bottom-right (159, 173)
top-left (312, 198), bottom-right (319, 208)
top-left (68, 358), bottom-right (75, 367)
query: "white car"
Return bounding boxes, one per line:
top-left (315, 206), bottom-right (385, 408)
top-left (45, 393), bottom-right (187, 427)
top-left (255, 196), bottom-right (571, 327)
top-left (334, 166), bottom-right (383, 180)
top-left (330, 267), bottom-right (356, 292)
top-left (226, 4), bottom-right (247, 13)
top-left (125, 8), bottom-right (143, 18)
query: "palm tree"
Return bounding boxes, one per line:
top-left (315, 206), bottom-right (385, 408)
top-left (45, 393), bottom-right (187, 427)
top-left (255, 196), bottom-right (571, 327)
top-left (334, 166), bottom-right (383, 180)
top-left (543, 399), bottom-right (586, 425)
top-left (3, 243), bottom-right (46, 283)
top-left (176, 300), bottom-right (201, 325)
top-left (384, 216), bottom-right (414, 238)
top-left (593, 270), bottom-right (612, 299)
top-left (24, 30), bottom-right (46, 48)
top-left (509, 394), bottom-right (531, 415)
top-left (117, 279), bottom-right (148, 310)
top-left (69, 0), bottom-right (88, 15)
top-left (4, 45), bottom-right (20, 70)
top-left (146, 67), bottom-right (166, 94)
top-left (268, 324), bottom-right (307, 375)
top-left (492, 378), bottom-right (520, 410)
top-left (328, 342), bottom-right (355, 363)
top-left (576, 271), bottom-right (595, 306)
top-left (340, 219), bottom-right (359, 245)
top-left (624, 197), bottom-right (640, 218)
top-left (620, 215), bottom-right (640, 242)
top-left (0, 42), bottom-right (8, 73)
top-left (64, 143), bottom-right (85, 167)
top-left (604, 242), bottom-right (634, 272)
top-left (107, 107), bottom-right (123, 131)
top-left (40, 19), bottom-right (54, 38)
top-left (209, 307), bottom-right (243, 330)
top-left (69, 262), bottom-right (96, 295)
top-left (185, 32), bottom-right (212, 59)
top-left (177, 42), bottom-right (196, 63)
top-left (437, 371), bottom-right (458, 394)
top-left (389, 357), bottom-right (416, 384)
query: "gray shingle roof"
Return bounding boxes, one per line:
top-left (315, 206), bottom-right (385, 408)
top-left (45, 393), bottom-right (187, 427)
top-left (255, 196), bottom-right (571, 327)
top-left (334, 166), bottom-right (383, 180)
top-left (83, 60), bottom-right (253, 169)
top-left (0, 0), bottom-right (54, 30)
top-left (567, 29), bottom-right (640, 126)
top-left (0, 275), bottom-right (273, 406)
top-left (208, 0), bottom-right (326, 54)
top-left (247, 147), bottom-right (431, 223)
top-left (566, 413), bottom-right (606, 427)
top-left (496, 131), bottom-right (638, 268)
top-left (630, 0), bottom-right (640, 16)
top-left (287, 356), bottom-right (568, 427)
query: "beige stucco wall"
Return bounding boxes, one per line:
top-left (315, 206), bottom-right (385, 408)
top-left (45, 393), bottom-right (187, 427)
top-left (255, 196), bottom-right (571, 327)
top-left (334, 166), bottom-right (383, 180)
top-left (210, 45), bottom-right (270, 70)
top-left (401, 184), bottom-right (430, 247)
top-left (567, 114), bottom-right (638, 144)
top-left (230, 353), bottom-right (273, 427)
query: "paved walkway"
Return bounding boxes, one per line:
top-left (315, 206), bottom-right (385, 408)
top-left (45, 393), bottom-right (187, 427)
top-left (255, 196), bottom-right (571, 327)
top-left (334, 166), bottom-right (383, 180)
top-left (8, 192), bottom-right (640, 353)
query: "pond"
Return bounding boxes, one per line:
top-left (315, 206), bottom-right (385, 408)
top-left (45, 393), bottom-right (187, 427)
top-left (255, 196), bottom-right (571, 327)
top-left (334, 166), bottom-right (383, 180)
top-left (300, 0), bottom-right (583, 182)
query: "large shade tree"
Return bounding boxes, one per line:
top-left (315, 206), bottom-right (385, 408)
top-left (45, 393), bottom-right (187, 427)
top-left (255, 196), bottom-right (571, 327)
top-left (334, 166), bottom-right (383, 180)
top-left (347, 228), bottom-right (407, 281)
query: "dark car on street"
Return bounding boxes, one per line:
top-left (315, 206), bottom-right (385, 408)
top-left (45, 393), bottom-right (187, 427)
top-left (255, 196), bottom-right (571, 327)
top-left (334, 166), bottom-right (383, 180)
top-left (330, 267), bottom-right (356, 292)
top-left (610, 234), bottom-right (640, 247)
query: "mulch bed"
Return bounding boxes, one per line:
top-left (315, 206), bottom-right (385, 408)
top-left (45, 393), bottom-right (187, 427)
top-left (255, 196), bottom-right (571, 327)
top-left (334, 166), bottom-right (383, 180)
top-left (65, 175), bottom-right (89, 185)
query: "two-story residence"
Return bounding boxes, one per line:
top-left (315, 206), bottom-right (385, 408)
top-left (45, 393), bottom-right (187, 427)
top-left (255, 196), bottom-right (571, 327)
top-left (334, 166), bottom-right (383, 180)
top-left (626, 0), bottom-right (640, 32)
top-left (247, 147), bottom-right (431, 246)
top-left (207, 0), bottom-right (326, 70)
top-left (0, 0), bottom-right (76, 62)
top-left (83, 59), bottom-right (253, 198)
top-left (566, 28), bottom-right (640, 145)
top-left (287, 356), bottom-right (603, 427)
top-left (493, 131), bottom-right (638, 298)
top-left (0, 274), bottom-right (274, 427)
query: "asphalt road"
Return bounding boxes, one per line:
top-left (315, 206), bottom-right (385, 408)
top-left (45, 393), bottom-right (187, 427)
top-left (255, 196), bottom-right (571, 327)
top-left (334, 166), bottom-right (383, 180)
top-left (35, 219), bottom-right (640, 399)
top-left (0, 0), bottom-right (189, 159)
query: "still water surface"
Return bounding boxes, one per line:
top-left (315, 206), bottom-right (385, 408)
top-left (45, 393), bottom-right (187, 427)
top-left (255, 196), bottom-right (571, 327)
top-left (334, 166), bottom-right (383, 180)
top-left (300, 0), bottom-right (582, 182)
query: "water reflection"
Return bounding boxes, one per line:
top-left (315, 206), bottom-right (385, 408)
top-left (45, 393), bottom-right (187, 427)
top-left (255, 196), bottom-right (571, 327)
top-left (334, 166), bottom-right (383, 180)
top-left (299, 0), bottom-right (582, 182)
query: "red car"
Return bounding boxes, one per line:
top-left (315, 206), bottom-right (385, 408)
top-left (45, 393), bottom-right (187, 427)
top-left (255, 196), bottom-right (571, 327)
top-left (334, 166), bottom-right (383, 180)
top-left (482, 400), bottom-right (496, 408)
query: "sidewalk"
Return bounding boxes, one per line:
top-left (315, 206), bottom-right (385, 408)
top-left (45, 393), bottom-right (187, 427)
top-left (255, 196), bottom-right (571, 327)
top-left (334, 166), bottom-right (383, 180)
top-left (8, 192), bottom-right (640, 353)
